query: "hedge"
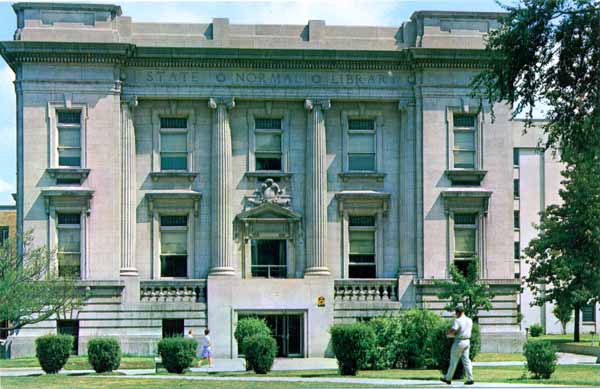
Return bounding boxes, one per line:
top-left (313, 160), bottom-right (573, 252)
top-left (330, 322), bottom-right (376, 375)
top-left (35, 334), bottom-right (73, 374)
top-left (234, 317), bottom-right (272, 371)
top-left (157, 337), bottom-right (198, 374)
top-left (243, 335), bottom-right (277, 374)
top-left (524, 340), bottom-right (557, 379)
top-left (87, 337), bottom-right (121, 373)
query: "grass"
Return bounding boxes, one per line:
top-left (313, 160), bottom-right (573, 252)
top-left (473, 352), bottom-right (525, 362)
top-left (531, 333), bottom-right (597, 346)
top-left (0, 355), bottom-right (155, 370)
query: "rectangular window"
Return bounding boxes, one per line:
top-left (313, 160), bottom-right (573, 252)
top-left (514, 241), bottom-right (520, 259)
top-left (160, 117), bottom-right (188, 171)
top-left (348, 215), bottom-right (376, 278)
top-left (0, 226), bottom-right (8, 245)
top-left (255, 118), bottom-right (282, 171)
top-left (582, 303), bottom-right (596, 322)
top-left (348, 119), bottom-right (376, 171)
top-left (57, 110), bottom-right (81, 167)
top-left (514, 210), bottom-right (520, 229)
top-left (454, 213), bottom-right (477, 275)
top-left (57, 320), bottom-right (79, 355)
top-left (514, 179), bottom-right (520, 198)
top-left (162, 319), bottom-right (184, 338)
top-left (513, 148), bottom-right (520, 166)
top-left (160, 215), bottom-right (188, 277)
top-left (57, 213), bottom-right (81, 278)
top-left (251, 239), bottom-right (287, 278)
top-left (453, 114), bottom-right (476, 169)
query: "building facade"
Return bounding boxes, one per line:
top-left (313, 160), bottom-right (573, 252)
top-left (2, 2), bottom-right (529, 358)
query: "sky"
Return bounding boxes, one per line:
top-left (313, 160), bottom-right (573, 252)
top-left (0, 0), bottom-right (505, 205)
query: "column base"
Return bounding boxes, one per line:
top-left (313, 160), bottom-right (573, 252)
top-left (120, 268), bottom-right (139, 277)
top-left (304, 267), bottom-right (331, 277)
top-left (208, 267), bottom-right (236, 277)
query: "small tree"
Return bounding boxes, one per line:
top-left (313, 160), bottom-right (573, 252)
top-left (0, 232), bottom-right (87, 335)
top-left (433, 260), bottom-right (495, 321)
top-left (552, 301), bottom-right (572, 335)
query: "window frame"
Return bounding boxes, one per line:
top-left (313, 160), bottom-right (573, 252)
top-left (341, 110), bottom-right (384, 173)
top-left (48, 103), bottom-right (88, 169)
top-left (447, 108), bottom-right (482, 171)
top-left (153, 209), bottom-right (194, 279)
top-left (159, 214), bottom-right (190, 278)
top-left (50, 208), bottom-right (86, 280)
top-left (152, 107), bottom-right (195, 173)
top-left (56, 212), bottom-right (83, 278)
top-left (250, 238), bottom-right (288, 279)
top-left (347, 215), bottom-right (377, 279)
top-left (449, 210), bottom-right (483, 277)
top-left (0, 226), bottom-right (8, 245)
top-left (247, 107), bottom-right (291, 174)
top-left (342, 210), bottom-right (384, 279)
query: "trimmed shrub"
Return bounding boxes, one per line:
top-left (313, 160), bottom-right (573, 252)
top-left (367, 316), bottom-right (403, 370)
top-left (87, 337), bottom-right (121, 373)
top-left (524, 340), bottom-right (557, 379)
top-left (35, 334), bottom-right (73, 374)
top-left (330, 322), bottom-right (376, 375)
top-left (398, 309), bottom-right (444, 368)
top-left (529, 323), bottom-right (544, 337)
top-left (425, 320), bottom-right (480, 379)
top-left (157, 337), bottom-right (198, 374)
top-left (243, 335), bottom-right (277, 374)
top-left (234, 317), bottom-right (272, 370)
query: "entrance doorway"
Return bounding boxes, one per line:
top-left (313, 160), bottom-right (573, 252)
top-left (239, 313), bottom-right (303, 357)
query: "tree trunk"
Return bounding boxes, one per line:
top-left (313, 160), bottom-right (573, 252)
top-left (574, 305), bottom-right (581, 342)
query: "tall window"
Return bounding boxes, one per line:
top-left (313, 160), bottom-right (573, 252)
top-left (349, 215), bottom-right (376, 278)
top-left (160, 215), bottom-right (188, 277)
top-left (160, 117), bottom-right (188, 171)
top-left (453, 114), bottom-right (476, 169)
top-left (582, 303), bottom-right (596, 322)
top-left (454, 213), bottom-right (477, 275)
top-left (0, 226), bottom-right (8, 245)
top-left (513, 148), bottom-right (520, 166)
top-left (57, 213), bottom-right (81, 278)
top-left (348, 119), bottom-right (376, 171)
top-left (251, 240), bottom-right (287, 278)
top-left (514, 179), bottom-right (520, 198)
top-left (514, 210), bottom-right (520, 229)
top-left (255, 118), bottom-right (282, 171)
top-left (57, 111), bottom-right (81, 167)
top-left (514, 241), bottom-right (520, 260)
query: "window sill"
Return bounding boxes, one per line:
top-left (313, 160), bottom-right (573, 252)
top-left (46, 168), bottom-right (90, 184)
top-left (338, 172), bottom-right (386, 182)
top-left (445, 169), bottom-right (487, 185)
top-left (150, 171), bottom-right (198, 182)
top-left (245, 171), bottom-right (292, 182)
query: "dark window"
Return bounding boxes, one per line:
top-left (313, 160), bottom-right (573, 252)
top-left (57, 320), bottom-right (79, 355)
top-left (160, 215), bottom-right (188, 227)
top-left (514, 210), bottom-right (520, 229)
top-left (0, 320), bottom-right (9, 340)
top-left (348, 119), bottom-right (376, 172)
top-left (160, 215), bottom-right (188, 277)
top-left (513, 148), bottom-right (520, 166)
top-left (251, 240), bottom-right (287, 278)
top-left (514, 179), bottom-right (520, 198)
top-left (56, 178), bottom-right (81, 185)
top-left (0, 226), bottom-right (8, 245)
top-left (57, 213), bottom-right (81, 278)
top-left (453, 114), bottom-right (476, 169)
top-left (255, 118), bottom-right (282, 129)
top-left (162, 319), bottom-right (184, 338)
top-left (514, 242), bottom-right (520, 259)
top-left (514, 272), bottom-right (520, 279)
top-left (348, 119), bottom-right (375, 130)
top-left (453, 114), bottom-right (476, 128)
top-left (57, 111), bottom-right (81, 124)
top-left (255, 118), bottom-right (282, 172)
top-left (582, 303), bottom-right (596, 322)
top-left (160, 117), bottom-right (188, 129)
top-left (453, 259), bottom-right (473, 277)
top-left (349, 214), bottom-right (376, 278)
top-left (349, 215), bottom-right (376, 227)
top-left (160, 117), bottom-right (188, 171)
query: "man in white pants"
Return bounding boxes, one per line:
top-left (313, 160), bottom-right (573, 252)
top-left (441, 305), bottom-right (474, 385)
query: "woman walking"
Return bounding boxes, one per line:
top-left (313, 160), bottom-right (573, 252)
top-left (200, 328), bottom-right (213, 368)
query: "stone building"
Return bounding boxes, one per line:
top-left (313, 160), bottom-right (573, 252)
top-left (1, 2), bottom-right (531, 357)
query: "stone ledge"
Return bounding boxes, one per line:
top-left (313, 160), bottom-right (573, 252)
top-left (46, 167), bottom-right (90, 184)
top-left (338, 172), bottom-right (386, 182)
top-left (245, 171), bottom-right (292, 182)
top-left (149, 171), bottom-right (198, 182)
top-left (444, 169), bottom-right (487, 185)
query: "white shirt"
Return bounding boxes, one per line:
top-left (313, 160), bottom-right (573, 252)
top-left (452, 314), bottom-right (473, 340)
top-left (201, 335), bottom-right (211, 348)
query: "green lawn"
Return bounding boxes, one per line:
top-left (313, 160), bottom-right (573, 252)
top-left (0, 355), bottom-right (155, 370)
top-left (531, 333), bottom-right (597, 346)
top-left (473, 352), bottom-right (525, 362)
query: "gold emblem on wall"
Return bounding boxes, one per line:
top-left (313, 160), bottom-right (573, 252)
top-left (317, 296), bottom-right (325, 307)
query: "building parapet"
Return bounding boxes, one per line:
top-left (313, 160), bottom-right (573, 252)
top-left (140, 279), bottom-right (207, 303)
top-left (334, 279), bottom-right (398, 302)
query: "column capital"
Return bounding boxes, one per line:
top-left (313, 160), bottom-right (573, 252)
top-left (304, 98), bottom-right (331, 111)
top-left (121, 95), bottom-right (138, 110)
top-left (209, 97), bottom-right (236, 110)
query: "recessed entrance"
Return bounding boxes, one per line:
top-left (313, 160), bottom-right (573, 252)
top-left (239, 313), bottom-right (303, 357)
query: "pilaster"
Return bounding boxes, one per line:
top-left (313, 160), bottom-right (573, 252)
top-left (120, 96), bottom-right (138, 276)
top-left (304, 98), bottom-right (331, 276)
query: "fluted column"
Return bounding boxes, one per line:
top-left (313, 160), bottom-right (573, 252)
top-left (304, 99), bottom-right (331, 276)
top-left (208, 97), bottom-right (236, 276)
top-left (120, 97), bottom-right (138, 276)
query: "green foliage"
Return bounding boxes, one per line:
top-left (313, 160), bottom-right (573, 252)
top-left (234, 317), bottom-right (271, 370)
top-left (397, 309), bottom-right (444, 368)
top-left (35, 334), bottom-right (73, 374)
top-left (366, 316), bottom-right (403, 370)
top-left (87, 337), bottom-right (121, 373)
top-left (552, 302), bottom-right (572, 335)
top-left (529, 323), bottom-right (544, 338)
top-left (433, 261), bottom-right (494, 320)
top-left (425, 320), bottom-right (480, 379)
top-left (524, 340), bottom-right (558, 379)
top-left (0, 232), bottom-right (87, 333)
top-left (157, 337), bottom-right (198, 374)
top-left (330, 323), bottom-right (376, 375)
top-left (242, 335), bottom-right (277, 374)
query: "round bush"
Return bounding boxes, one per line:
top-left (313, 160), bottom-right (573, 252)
top-left (398, 309), bottom-right (444, 368)
top-left (157, 337), bottom-right (198, 374)
top-left (234, 317), bottom-right (272, 370)
top-left (529, 323), bottom-right (544, 337)
top-left (367, 316), bottom-right (403, 370)
top-left (35, 334), bottom-right (73, 374)
top-left (243, 335), bottom-right (277, 374)
top-left (425, 320), bottom-right (480, 379)
top-left (330, 322), bottom-right (376, 375)
top-left (524, 340), bottom-right (557, 379)
top-left (87, 337), bottom-right (121, 373)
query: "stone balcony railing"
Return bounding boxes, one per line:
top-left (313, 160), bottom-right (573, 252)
top-left (140, 279), bottom-right (207, 303)
top-left (334, 279), bottom-right (398, 301)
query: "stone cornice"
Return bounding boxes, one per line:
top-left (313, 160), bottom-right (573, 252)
top-left (0, 41), bottom-right (493, 71)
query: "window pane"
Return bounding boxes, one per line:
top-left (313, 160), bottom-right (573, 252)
top-left (348, 119), bottom-right (375, 130)
top-left (454, 213), bottom-right (477, 226)
top-left (256, 133), bottom-right (281, 152)
top-left (161, 133), bottom-right (187, 152)
top-left (349, 216), bottom-right (375, 227)
top-left (58, 127), bottom-right (80, 148)
top-left (161, 256), bottom-right (187, 277)
top-left (349, 231), bottom-right (374, 254)
top-left (453, 151), bottom-right (475, 169)
top-left (256, 156), bottom-right (282, 171)
top-left (255, 118), bottom-right (281, 129)
top-left (58, 228), bottom-right (80, 252)
top-left (455, 229), bottom-right (476, 255)
top-left (161, 215), bottom-right (188, 227)
top-left (161, 230), bottom-right (187, 254)
top-left (58, 149), bottom-right (81, 167)
top-left (349, 134), bottom-right (374, 153)
top-left (454, 260), bottom-right (472, 277)
top-left (349, 254), bottom-right (375, 264)
top-left (453, 114), bottom-right (475, 127)
top-left (57, 111), bottom-right (81, 125)
top-left (514, 179), bottom-right (520, 197)
top-left (58, 213), bottom-right (80, 225)
top-left (514, 210), bottom-right (520, 229)
top-left (160, 117), bottom-right (187, 129)
top-left (514, 241), bottom-right (520, 259)
top-left (349, 264), bottom-right (376, 278)
top-left (513, 148), bottom-right (520, 166)
top-left (582, 304), bottom-right (595, 322)
top-left (454, 131), bottom-right (474, 150)
top-left (58, 253), bottom-right (80, 278)
top-left (349, 155), bottom-right (375, 171)
top-left (161, 154), bottom-right (187, 170)
top-left (251, 240), bottom-right (286, 266)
